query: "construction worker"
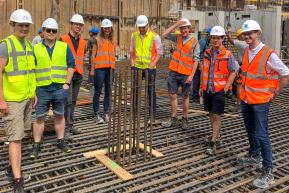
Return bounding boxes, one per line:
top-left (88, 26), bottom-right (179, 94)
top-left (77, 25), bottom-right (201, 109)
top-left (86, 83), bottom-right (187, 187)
top-left (0, 9), bottom-right (35, 192)
top-left (236, 20), bottom-right (289, 188)
top-left (227, 26), bottom-right (248, 112)
top-left (28, 18), bottom-right (75, 158)
top-left (59, 14), bottom-right (86, 139)
top-left (199, 26), bottom-right (237, 155)
top-left (130, 15), bottom-right (163, 123)
top-left (162, 18), bottom-right (200, 129)
top-left (190, 27), bottom-right (212, 102)
top-left (90, 19), bottom-right (116, 123)
top-left (32, 29), bottom-right (44, 45)
top-left (86, 27), bottom-right (99, 89)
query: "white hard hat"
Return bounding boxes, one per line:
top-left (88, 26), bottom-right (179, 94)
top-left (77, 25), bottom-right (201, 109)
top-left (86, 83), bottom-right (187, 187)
top-left (42, 18), bottom-right (59, 29)
top-left (101, 19), bottom-right (113, 27)
top-left (9, 9), bottom-right (33, 26)
top-left (70, 14), bottom-right (84, 24)
top-left (136, 15), bottom-right (148, 27)
top-left (241, 20), bottom-right (262, 34)
top-left (210, 26), bottom-right (226, 36)
top-left (179, 18), bottom-right (191, 28)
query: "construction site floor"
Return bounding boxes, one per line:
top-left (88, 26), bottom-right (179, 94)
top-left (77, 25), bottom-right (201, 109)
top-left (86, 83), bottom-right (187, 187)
top-left (1, 61), bottom-right (289, 192)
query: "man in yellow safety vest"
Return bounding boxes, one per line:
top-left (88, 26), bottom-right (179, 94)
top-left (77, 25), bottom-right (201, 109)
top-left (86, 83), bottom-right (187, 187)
top-left (0, 9), bottom-right (36, 192)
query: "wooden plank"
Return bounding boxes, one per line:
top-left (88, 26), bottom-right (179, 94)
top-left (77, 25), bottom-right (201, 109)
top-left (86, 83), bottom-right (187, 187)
top-left (178, 108), bottom-right (239, 117)
top-left (95, 154), bottom-right (133, 181)
top-left (126, 138), bottom-right (163, 157)
top-left (83, 144), bottom-right (130, 158)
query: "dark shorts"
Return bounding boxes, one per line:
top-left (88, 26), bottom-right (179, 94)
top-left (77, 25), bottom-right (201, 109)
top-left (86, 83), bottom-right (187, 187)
top-left (203, 89), bottom-right (226, 115)
top-left (35, 87), bottom-right (69, 117)
top-left (168, 71), bottom-right (191, 95)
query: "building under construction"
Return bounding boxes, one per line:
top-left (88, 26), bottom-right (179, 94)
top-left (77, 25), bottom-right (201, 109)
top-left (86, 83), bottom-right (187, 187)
top-left (1, 0), bottom-right (289, 192)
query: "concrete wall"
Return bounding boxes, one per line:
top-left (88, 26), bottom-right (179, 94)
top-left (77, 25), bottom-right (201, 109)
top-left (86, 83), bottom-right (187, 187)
top-left (181, 7), bottom-right (282, 54)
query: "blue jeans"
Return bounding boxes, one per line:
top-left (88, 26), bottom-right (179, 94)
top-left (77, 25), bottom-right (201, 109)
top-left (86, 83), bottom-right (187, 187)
top-left (93, 68), bottom-right (115, 113)
top-left (241, 101), bottom-right (273, 169)
top-left (131, 66), bottom-right (156, 117)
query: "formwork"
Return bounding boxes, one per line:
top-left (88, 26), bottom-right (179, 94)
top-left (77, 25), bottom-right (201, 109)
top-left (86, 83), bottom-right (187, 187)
top-left (1, 61), bottom-right (289, 192)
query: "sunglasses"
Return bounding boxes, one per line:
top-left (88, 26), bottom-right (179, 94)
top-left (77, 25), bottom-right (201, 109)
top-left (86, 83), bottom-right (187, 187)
top-left (46, 29), bottom-right (57, 34)
top-left (242, 31), bottom-right (257, 37)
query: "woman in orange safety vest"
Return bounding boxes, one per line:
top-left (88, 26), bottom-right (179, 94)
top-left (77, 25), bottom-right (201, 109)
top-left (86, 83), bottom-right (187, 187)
top-left (90, 19), bottom-right (117, 124)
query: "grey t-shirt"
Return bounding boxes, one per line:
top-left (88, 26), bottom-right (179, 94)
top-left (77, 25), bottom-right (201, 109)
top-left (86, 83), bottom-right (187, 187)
top-left (164, 33), bottom-right (200, 61)
top-left (234, 40), bottom-right (248, 64)
top-left (32, 35), bottom-right (42, 45)
top-left (0, 40), bottom-right (26, 59)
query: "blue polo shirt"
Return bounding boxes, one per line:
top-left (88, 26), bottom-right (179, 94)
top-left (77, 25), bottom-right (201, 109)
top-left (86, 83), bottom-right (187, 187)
top-left (34, 40), bottom-right (75, 91)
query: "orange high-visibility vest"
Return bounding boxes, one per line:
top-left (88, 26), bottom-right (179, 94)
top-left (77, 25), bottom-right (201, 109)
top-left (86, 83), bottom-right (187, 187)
top-left (60, 34), bottom-right (86, 74)
top-left (169, 35), bottom-right (198, 76)
top-left (94, 37), bottom-right (116, 69)
top-left (241, 45), bottom-right (279, 104)
top-left (203, 46), bottom-right (232, 92)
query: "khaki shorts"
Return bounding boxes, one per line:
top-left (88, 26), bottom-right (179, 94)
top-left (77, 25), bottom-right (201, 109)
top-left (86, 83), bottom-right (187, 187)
top-left (3, 98), bottom-right (32, 141)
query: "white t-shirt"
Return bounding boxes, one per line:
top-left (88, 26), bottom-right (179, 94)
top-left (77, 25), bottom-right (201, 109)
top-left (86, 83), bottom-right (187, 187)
top-left (247, 42), bottom-right (289, 76)
top-left (234, 40), bottom-right (248, 63)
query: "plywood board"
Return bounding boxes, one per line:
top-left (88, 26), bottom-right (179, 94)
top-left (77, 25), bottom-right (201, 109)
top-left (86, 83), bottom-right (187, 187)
top-left (83, 144), bottom-right (130, 158)
top-left (126, 138), bottom-right (163, 157)
top-left (178, 108), bottom-right (239, 117)
top-left (95, 154), bottom-right (133, 181)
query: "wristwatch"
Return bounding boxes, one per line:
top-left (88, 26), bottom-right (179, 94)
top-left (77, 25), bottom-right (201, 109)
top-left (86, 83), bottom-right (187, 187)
top-left (65, 82), bottom-right (71, 85)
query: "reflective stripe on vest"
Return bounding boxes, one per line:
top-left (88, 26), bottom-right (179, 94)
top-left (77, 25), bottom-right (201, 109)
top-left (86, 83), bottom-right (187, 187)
top-left (1, 35), bottom-right (36, 102)
top-left (133, 30), bottom-right (157, 69)
top-left (94, 37), bottom-right (116, 69)
top-left (241, 45), bottom-right (279, 104)
top-left (202, 46), bottom-right (231, 92)
top-left (60, 34), bottom-right (85, 74)
top-left (34, 41), bottom-right (68, 86)
top-left (169, 35), bottom-right (198, 76)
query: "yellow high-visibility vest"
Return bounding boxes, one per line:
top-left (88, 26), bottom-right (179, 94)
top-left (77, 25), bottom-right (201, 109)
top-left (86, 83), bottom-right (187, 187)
top-left (1, 35), bottom-right (36, 102)
top-left (132, 30), bottom-right (157, 69)
top-left (34, 41), bottom-right (68, 86)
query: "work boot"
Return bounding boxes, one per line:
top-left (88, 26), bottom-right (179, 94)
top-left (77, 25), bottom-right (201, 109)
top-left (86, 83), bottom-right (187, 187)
top-left (70, 126), bottom-right (81, 135)
top-left (94, 112), bottom-right (104, 124)
top-left (103, 111), bottom-right (110, 123)
top-left (236, 153), bottom-right (262, 169)
top-left (253, 166), bottom-right (275, 188)
top-left (28, 143), bottom-right (42, 158)
top-left (57, 139), bottom-right (72, 153)
top-left (204, 135), bottom-right (222, 146)
top-left (5, 166), bottom-right (31, 184)
top-left (148, 116), bottom-right (156, 125)
top-left (228, 104), bottom-right (241, 112)
top-left (13, 177), bottom-right (24, 193)
top-left (181, 117), bottom-right (189, 129)
top-left (206, 141), bottom-right (216, 156)
top-left (64, 132), bottom-right (73, 141)
top-left (161, 117), bottom-right (179, 128)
